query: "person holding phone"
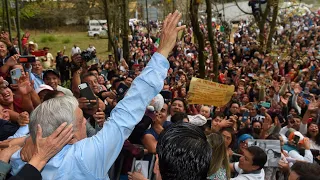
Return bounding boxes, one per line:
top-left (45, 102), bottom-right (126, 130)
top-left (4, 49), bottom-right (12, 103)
top-left (283, 129), bottom-right (313, 163)
top-left (10, 11), bottom-right (185, 179)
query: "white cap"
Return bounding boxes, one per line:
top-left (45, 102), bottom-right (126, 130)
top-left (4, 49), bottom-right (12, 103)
top-left (188, 114), bottom-right (207, 126)
top-left (35, 84), bottom-right (54, 94)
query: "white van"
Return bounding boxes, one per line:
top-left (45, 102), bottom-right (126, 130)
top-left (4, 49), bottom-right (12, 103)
top-left (88, 20), bottom-right (107, 31)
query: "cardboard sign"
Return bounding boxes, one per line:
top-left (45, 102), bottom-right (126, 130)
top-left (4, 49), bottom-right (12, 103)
top-left (187, 77), bottom-right (234, 107)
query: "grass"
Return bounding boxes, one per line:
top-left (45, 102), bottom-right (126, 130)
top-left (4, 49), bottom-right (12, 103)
top-left (26, 29), bottom-right (110, 61)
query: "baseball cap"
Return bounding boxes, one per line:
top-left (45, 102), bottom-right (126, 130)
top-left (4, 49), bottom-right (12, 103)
top-left (35, 84), bottom-right (54, 94)
top-left (43, 69), bottom-right (60, 79)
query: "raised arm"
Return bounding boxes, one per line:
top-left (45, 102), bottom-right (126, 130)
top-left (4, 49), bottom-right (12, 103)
top-left (74, 11), bottom-right (186, 178)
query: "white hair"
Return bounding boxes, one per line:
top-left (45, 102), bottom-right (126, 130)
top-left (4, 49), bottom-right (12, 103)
top-left (29, 96), bottom-right (79, 142)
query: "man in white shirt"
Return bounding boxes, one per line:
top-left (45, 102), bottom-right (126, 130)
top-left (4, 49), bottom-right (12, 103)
top-left (41, 47), bottom-right (54, 70)
top-left (230, 146), bottom-right (267, 180)
top-left (86, 44), bottom-right (96, 53)
top-left (71, 45), bottom-right (81, 56)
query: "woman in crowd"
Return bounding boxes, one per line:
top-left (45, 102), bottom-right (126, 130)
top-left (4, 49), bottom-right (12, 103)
top-left (306, 122), bottom-right (320, 151)
top-left (141, 103), bottom-right (171, 154)
top-left (207, 132), bottom-right (230, 180)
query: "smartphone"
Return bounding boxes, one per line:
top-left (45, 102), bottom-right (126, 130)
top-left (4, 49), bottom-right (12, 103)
top-left (116, 82), bottom-right (129, 98)
top-left (160, 90), bottom-right (173, 103)
top-left (248, 73), bottom-right (254, 77)
top-left (293, 135), bottom-right (300, 144)
top-left (78, 83), bottom-right (97, 108)
top-left (242, 111), bottom-right (249, 122)
top-left (287, 114), bottom-right (293, 121)
top-left (18, 56), bottom-right (36, 63)
top-left (10, 68), bottom-right (22, 84)
top-left (31, 50), bottom-right (46, 57)
top-left (304, 98), bottom-right (310, 105)
top-left (260, 102), bottom-right (271, 108)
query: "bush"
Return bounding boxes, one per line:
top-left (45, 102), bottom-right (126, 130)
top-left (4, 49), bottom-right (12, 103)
top-left (40, 36), bottom-right (48, 43)
top-left (40, 35), bottom-right (58, 43)
top-left (62, 38), bottom-right (71, 44)
top-left (47, 35), bottom-right (57, 42)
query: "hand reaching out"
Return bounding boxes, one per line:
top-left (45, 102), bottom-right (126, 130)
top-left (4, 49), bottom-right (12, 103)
top-left (93, 108), bottom-right (105, 127)
top-left (29, 122), bottom-right (73, 171)
top-left (0, 145), bottom-right (21, 163)
top-left (157, 11), bottom-right (186, 58)
top-left (17, 111), bottom-right (29, 126)
top-left (17, 72), bottom-right (33, 95)
top-left (308, 100), bottom-right (320, 112)
top-left (5, 54), bottom-right (19, 67)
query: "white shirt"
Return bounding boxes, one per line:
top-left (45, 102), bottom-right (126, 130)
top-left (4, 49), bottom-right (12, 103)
top-left (251, 115), bottom-right (265, 123)
top-left (71, 46), bottom-right (81, 56)
top-left (87, 46), bottom-right (96, 52)
top-left (231, 162), bottom-right (265, 180)
top-left (288, 149), bottom-right (313, 163)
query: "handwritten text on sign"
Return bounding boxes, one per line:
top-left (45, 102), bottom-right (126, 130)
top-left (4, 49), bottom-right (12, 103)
top-left (187, 77), bottom-right (235, 107)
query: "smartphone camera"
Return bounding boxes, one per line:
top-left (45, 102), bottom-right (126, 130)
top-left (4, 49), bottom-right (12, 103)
top-left (293, 135), bottom-right (300, 145)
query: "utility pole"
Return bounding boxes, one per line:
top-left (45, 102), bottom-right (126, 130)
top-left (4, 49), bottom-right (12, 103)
top-left (15, 0), bottom-right (21, 54)
top-left (4, 0), bottom-right (12, 40)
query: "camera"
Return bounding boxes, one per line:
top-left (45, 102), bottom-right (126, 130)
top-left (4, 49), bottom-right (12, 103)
top-left (81, 51), bottom-right (96, 62)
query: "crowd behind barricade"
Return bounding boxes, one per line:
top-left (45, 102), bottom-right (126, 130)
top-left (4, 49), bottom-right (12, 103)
top-left (0, 9), bottom-right (320, 180)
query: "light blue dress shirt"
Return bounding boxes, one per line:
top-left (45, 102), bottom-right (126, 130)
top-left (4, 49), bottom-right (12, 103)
top-left (10, 52), bottom-right (169, 180)
top-left (7, 125), bottom-right (29, 139)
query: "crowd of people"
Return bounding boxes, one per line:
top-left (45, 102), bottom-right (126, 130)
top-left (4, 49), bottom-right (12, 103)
top-left (0, 6), bottom-right (320, 180)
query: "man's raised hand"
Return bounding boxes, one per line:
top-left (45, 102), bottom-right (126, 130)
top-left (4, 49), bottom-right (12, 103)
top-left (157, 11), bottom-right (186, 58)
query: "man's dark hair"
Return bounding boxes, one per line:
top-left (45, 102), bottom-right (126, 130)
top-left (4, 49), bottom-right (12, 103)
top-left (81, 72), bottom-right (97, 83)
top-left (247, 146), bottom-right (267, 170)
top-left (88, 67), bottom-right (99, 75)
top-left (156, 123), bottom-right (212, 180)
top-left (170, 98), bottom-right (188, 112)
top-left (171, 112), bottom-right (188, 123)
top-left (291, 161), bottom-right (320, 180)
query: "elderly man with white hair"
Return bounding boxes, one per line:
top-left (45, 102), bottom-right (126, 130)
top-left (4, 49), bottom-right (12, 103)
top-left (10, 11), bottom-right (185, 180)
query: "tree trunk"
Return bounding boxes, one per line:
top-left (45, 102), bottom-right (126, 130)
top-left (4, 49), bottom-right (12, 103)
top-left (257, 0), bottom-right (271, 53)
top-left (103, 0), bottom-right (119, 64)
top-left (266, 0), bottom-right (279, 53)
top-left (205, 0), bottom-right (219, 82)
top-left (190, 0), bottom-right (205, 79)
top-left (122, 0), bottom-right (130, 63)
